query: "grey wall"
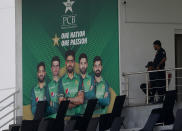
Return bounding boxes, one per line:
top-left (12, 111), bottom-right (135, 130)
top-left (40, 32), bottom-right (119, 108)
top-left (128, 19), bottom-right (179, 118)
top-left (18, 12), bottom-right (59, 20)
top-left (119, 0), bottom-right (182, 104)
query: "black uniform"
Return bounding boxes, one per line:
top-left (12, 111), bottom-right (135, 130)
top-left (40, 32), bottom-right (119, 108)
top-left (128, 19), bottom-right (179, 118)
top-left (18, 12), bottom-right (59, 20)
top-left (153, 48), bottom-right (166, 102)
top-left (153, 48), bottom-right (166, 69)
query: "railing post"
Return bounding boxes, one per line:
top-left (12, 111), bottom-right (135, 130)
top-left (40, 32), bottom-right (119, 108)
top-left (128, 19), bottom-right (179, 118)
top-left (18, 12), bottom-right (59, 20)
top-left (13, 94), bottom-right (16, 124)
top-left (145, 72), bottom-right (149, 104)
top-left (126, 76), bottom-right (129, 98)
top-left (166, 71), bottom-right (169, 91)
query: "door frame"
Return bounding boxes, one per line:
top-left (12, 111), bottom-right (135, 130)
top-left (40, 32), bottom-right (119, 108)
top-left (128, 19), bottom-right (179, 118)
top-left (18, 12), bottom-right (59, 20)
top-left (174, 29), bottom-right (182, 101)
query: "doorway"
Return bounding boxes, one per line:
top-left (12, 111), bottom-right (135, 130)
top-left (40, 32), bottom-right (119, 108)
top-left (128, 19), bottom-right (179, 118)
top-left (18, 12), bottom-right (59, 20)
top-left (175, 34), bottom-right (182, 101)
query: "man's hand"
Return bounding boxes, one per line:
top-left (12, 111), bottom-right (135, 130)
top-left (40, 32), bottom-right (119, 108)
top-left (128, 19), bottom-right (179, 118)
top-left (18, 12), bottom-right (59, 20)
top-left (68, 91), bottom-right (84, 105)
top-left (68, 103), bottom-right (76, 109)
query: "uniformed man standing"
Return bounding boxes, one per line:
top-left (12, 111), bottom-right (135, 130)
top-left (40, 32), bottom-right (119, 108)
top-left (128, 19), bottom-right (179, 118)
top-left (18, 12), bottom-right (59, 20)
top-left (79, 53), bottom-right (95, 114)
top-left (153, 40), bottom-right (167, 103)
top-left (153, 40), bottom-right (166, 70)
top-left (59, 50), bottom-right (84, 116)
top-left (46, 56), bottom-right (61, 118)
top-left (93, 56), bottom-right (110, 114)
top-left (31, 62), bottom-right (47, 115)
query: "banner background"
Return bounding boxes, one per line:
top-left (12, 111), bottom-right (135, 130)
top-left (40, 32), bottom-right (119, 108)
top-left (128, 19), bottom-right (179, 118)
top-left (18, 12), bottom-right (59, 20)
top-left (22, 0), bottom-right (119, 119)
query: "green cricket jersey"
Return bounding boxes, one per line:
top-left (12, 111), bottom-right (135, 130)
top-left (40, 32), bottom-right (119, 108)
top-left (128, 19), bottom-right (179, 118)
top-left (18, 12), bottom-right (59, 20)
top-left (46, 78), bottom-right (60, 117)
top-left (82, 73), bottom-right (96, 114)
top-left (94, 77), bottom-right (110, 114)
top-left (59, 73), bottom-right (84, 116)
top-left (31, 83), bottom-right (47, 115)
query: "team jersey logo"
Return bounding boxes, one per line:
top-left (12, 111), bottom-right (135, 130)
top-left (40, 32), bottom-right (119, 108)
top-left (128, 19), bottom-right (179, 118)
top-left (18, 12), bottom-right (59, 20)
top-left (66, 88), bottom-right (69, 94)
top-left (36, 97), bottom-right (39, 102)
top-left (51, 92), bottom-right (54, 97)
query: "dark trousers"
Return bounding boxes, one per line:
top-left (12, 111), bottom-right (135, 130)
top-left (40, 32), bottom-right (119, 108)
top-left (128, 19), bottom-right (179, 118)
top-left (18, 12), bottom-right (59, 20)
top-left (140, 71), bottom-right (166, 102)
top-left (155, 71), bottom-right (166, 98)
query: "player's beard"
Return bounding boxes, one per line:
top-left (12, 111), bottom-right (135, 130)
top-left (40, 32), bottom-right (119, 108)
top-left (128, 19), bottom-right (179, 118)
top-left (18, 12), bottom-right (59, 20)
top-left (67, 66), bottom-right (74, 73)
top-left (38, 75), bottom-right (45, 83)
top-left (53, 71), bottom-right (59, 77)
top-left (80, 67), bottom-right (87, 75)
top-left (95, 70), bottom-right (101, 77)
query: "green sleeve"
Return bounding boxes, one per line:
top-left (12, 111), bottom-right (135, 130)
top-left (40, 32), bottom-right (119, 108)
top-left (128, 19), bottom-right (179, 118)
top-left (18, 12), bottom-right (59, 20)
top-left (45, 85), bottom-right (50, 103)
top-left (31, 88), bottom-right (36, 115)
top-left (78, 76), bottom-right (84, 92)
top-left (59, 78), bottom-right (64, 97)
top-left (84, 76), bottom-right (96, 101)
top-left (46, 84), bottom-right (60, 115)
top-left (45, 85), bottom-right (53, 116)
top-left (98, 82), bottom-right (110, 106)
top-left (89, 76), bottom-right (96, 98)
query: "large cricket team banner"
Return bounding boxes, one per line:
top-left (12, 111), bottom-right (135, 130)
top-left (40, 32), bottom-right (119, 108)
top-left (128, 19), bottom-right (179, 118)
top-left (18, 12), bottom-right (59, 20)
top-left (23, 0), bottom-right (119, 119)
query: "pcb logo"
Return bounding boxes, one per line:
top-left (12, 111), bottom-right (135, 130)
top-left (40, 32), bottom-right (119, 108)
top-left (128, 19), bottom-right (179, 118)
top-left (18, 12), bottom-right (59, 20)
top-left (51, 92), bottom-right (54, 97)
top-left (63, 0), bottom-right (75, 14)
top-left (61, 0), bottom-right (77, 29)
top-left (36, 97), bottom-right (39, 102)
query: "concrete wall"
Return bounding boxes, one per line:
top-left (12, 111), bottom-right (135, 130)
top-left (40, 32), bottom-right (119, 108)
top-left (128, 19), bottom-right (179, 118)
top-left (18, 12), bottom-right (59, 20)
top-left (0, 0), bottom-right (15, 97)
top-left (0, 0), bottom-right (16, 129)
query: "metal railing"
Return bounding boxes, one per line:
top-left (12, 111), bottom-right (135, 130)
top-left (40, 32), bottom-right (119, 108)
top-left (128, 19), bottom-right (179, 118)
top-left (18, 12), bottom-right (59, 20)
top-left (122, 67), bottom-right (182, 106)
top-left (0, 89), bottom-right (20, 130)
